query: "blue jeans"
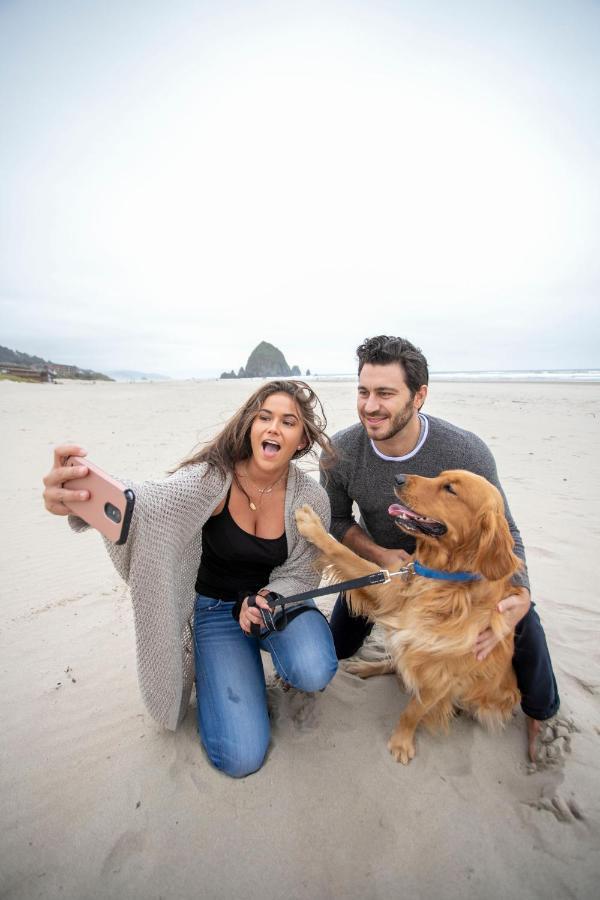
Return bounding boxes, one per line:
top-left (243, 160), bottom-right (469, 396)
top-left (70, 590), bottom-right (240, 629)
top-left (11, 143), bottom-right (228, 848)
top-left (193, 594), bottom-right (338, 778)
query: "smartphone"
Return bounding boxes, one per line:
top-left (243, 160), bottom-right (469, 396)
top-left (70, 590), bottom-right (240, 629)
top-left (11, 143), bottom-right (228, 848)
top-left (64, 456), bottom-right (135, 544)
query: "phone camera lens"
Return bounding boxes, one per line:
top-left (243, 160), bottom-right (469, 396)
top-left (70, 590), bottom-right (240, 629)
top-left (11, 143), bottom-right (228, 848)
top-left (104, 502), bottom-right (122, 524)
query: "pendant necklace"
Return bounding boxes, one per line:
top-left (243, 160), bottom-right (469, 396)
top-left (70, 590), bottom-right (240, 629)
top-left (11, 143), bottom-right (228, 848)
top-left (235, 470), bottom-right (286, 511)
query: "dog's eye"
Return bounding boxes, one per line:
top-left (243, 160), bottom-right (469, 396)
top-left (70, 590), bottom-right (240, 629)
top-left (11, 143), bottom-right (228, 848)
top-left (444, 483), bottom-right (457, 495)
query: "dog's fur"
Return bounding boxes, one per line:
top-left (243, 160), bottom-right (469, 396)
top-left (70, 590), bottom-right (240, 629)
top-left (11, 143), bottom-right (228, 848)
top-left (295, 470), bottom-right (522, 764)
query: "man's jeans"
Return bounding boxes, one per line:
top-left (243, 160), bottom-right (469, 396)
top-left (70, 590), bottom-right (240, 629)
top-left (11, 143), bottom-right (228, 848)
top-left (193, 594), bottom-right (338, 778)
top-left (329, 595), bottom-right (559, 720)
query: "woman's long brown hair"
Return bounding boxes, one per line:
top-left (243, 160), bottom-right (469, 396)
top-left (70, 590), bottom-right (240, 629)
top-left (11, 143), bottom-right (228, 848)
top-left (171, 380), bottom-right (335, 477)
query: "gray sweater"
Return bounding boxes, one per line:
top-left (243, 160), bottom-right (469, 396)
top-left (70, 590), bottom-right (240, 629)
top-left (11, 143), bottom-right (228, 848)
top-left (70, 462), bottom-right (330, 730)
top-left (322, 414), bottom-right (529, 591)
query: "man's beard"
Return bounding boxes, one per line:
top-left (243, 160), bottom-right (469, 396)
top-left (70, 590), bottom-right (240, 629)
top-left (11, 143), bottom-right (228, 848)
top-left (362, 398), bottom-right (415, 442)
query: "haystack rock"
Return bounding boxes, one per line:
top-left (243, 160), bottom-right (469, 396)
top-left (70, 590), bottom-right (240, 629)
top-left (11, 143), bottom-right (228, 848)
top-left (220, 341), bottom-right (302, 378)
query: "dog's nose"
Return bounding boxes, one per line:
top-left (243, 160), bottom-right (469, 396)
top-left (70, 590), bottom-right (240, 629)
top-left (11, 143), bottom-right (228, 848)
top-left (394, 474), bottom-right (407, 486)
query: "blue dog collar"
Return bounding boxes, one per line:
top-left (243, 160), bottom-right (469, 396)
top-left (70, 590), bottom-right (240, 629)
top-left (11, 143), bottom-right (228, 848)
top-left (412, 560), bottom-right (481, 582)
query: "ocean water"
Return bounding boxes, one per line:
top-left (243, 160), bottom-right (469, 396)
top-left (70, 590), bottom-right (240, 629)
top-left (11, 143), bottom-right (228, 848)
top-left (430, 369), bottom-right (600, 382)
top-left (309, 369), bottom-right (600, 383)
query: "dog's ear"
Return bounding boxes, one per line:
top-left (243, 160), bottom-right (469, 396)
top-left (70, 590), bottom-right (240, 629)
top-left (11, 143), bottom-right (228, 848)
top-left (475, 509), bottom-right (521, 581)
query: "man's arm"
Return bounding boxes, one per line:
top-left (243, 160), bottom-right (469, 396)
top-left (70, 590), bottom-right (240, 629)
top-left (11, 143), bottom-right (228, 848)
top-left (466, 435), bottom-right (530, 593)
top-left (342, 524), bottom-right (410, 570)
top-left (319, 457), bottom-right (356, 543)
top-left (464, 434), bottom-right (531, 657)
top-left (320, 455), bottom-right (410, 570)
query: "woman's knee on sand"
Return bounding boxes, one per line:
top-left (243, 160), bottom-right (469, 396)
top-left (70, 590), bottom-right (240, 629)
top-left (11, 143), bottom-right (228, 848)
top-left (265, 608), bottom-right (338, 693)
top-left (199, 611), bottom-right (338, 777)
top-left (201, 725), bottom-right (270, 779)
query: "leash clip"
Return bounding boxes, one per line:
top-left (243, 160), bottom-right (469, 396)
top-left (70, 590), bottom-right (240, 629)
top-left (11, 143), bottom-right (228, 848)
top-left (389, 561), bottom-right (415, 582)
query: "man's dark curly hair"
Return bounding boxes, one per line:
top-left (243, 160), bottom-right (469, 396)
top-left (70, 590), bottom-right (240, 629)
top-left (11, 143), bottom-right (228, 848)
top-left (356, 335), bottom-right (429, 396)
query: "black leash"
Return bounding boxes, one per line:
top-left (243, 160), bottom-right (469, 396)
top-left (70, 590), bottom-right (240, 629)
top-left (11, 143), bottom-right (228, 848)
top-left (232, 557), bottom-right (483, 638)
top-left (232, 567), bottom-right (397, 638)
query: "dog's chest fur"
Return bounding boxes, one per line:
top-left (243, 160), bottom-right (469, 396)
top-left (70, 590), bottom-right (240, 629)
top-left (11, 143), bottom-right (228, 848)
top-left (379, 581), bottom-right (494, 684)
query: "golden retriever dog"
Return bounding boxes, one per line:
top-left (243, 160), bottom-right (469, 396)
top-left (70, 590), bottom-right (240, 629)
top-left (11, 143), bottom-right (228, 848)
top-left (295, 470), bottom-right (522, 764)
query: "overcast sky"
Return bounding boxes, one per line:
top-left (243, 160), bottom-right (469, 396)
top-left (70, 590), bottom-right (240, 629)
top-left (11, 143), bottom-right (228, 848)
top-left (1, 0), bottom-right (598, 377)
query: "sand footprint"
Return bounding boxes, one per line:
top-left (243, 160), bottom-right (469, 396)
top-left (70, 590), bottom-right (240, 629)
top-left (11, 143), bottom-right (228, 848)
top-left (267, 676), bottom-right (320, 731)
top-left (100, 830), bottom-right (147, 877)
top-left (526, 545), bottom-right (560, 560)
top-left (529, 715), bottom-right (578, 771)
top-left (526, 791), bottom-right (585, 824)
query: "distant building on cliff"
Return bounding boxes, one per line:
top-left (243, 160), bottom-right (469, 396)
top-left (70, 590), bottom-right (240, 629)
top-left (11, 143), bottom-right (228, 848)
top-left (0, 363), bottom-right (54, 383)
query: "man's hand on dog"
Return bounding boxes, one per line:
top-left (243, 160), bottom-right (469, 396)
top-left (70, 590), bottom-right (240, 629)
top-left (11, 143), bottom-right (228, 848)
top-left (474, 587), bottom-right (531, 661)
top-left (376, 547), bottom-right (412, 570)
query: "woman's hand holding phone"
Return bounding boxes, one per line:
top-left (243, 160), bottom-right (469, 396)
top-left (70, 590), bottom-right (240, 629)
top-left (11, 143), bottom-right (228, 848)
top-left (43, 444), bottom-right (90, 515)
top-left (43, 445), bottom-right (135, 543)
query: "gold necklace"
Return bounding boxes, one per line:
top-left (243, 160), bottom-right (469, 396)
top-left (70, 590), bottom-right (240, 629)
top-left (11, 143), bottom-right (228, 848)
top-left (234, 470), bottom-right (286, 511)
top-left (238, 469), bottom-right (286, 494)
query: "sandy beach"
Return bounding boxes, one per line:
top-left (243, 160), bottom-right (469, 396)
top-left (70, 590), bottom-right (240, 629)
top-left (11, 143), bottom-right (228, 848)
top-left (1, 377), bottom-right (599, 900)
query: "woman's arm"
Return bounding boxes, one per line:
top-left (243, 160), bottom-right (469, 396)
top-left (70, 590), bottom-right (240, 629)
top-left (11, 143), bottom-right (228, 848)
top-left (266, 473), bottom-right (331, 599)
top-left (43, 443), bottom-right (141, 581)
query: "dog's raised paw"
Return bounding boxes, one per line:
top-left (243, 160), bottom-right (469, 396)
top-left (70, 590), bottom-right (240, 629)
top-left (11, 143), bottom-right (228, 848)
top-left (294, 504), bottom-right (323, 539)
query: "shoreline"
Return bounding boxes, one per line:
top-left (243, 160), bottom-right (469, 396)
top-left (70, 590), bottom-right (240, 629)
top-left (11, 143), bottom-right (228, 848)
top-left (3, 376), bottom-right (600, 388)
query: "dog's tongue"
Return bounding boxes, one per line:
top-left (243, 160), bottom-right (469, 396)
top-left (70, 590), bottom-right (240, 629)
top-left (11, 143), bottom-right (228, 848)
top-left (389, 503), bottom-right (422, 521)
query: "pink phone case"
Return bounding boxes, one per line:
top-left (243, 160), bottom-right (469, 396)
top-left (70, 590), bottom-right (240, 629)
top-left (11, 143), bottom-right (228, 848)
top-left (64, 457), bottom-right (135, 544)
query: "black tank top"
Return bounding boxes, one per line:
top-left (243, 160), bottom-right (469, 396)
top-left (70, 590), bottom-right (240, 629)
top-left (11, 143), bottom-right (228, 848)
top-left (195, 490), bottom-right (288, 600)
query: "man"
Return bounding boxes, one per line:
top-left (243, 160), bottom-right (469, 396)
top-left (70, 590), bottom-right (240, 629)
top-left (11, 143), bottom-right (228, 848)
top-left (322, 335), bottom-right (559, 760)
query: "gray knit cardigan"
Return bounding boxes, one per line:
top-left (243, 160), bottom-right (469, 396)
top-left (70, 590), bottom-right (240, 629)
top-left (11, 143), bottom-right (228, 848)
top-left (70, 462), bottom-right (330, 730)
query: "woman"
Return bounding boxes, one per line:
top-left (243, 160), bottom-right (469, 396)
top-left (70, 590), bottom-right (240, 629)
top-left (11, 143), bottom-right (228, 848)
top-left (43, 380), bottom-right (338, 778)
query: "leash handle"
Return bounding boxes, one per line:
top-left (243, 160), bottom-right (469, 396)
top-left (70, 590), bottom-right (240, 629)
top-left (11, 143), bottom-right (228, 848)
top-left (245, 591), bottom-right (285, 637)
